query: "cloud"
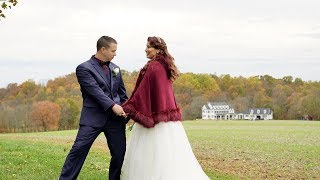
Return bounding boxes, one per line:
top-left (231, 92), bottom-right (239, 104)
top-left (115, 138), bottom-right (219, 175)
top-left (1, 0), bottom-right (320, 87)
top-left (297, 32), bottom-right (320, 39)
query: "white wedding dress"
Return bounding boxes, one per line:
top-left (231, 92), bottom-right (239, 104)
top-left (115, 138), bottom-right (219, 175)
top-left (121, 121), bottom-right (210, 180)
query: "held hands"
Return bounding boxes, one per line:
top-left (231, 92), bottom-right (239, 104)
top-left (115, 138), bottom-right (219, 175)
top-left (112, 104), bottom-right (127, 118)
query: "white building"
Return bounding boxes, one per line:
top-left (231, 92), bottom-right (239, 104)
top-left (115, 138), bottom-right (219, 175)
top-left (202, 102), bottom-right (236, 120)
top-left (202, 102), bottom-right (273, 120)
top-left (242, 108), bottom-right (273, 120)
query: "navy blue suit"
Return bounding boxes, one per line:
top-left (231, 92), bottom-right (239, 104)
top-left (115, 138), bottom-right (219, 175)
top-left (60, 56), bottom-right (128, 180)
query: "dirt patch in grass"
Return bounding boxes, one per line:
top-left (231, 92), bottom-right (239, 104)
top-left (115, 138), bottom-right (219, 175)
top-left (195, 150), bottom-right (319, 179)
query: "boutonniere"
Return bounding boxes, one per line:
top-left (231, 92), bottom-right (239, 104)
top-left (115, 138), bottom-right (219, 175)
top-left (112, 67), bottom-right (120, 77)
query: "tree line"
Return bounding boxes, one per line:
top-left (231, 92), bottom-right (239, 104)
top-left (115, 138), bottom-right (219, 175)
top-left (0, 71), bottom-right (319, 133)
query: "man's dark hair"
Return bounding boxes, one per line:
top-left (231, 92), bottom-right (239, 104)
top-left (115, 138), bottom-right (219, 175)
top-left (97, 36), bottom-right (117, 51)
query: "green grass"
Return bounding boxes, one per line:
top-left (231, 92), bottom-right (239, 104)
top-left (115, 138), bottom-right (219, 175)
top-left (0, 137), bottom-right (111, 179)
top-left (184, 120), bottom-right (320, 179)
top-left (0, 120), bottom-right (319, 179)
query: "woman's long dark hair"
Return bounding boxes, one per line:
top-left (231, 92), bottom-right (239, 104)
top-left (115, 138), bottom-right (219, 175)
top-left (147, 36), bottom-right (180, 81)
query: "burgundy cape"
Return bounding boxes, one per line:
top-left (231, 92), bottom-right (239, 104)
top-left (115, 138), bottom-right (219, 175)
top-left (122, 56), bottom-right (182, 128)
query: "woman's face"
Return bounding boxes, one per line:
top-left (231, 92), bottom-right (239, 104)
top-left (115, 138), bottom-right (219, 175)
top-left (145, 42), bottom-right (158, 59)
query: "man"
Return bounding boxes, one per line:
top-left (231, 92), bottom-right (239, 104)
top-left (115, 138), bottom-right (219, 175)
top-left (60, 36), bottom-right (128, 180)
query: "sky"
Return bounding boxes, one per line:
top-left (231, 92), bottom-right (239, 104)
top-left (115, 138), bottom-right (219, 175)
top-left (1, 0), bottom-right (320, 88)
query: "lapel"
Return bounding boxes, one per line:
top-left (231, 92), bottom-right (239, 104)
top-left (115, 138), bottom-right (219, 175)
top-left (90, 57), bottom-right (111, 90)
top-left (109, 63), bottom-right (115, 91)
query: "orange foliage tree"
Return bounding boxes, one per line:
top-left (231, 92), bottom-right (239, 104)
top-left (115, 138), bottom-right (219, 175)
top-left (30, 101), bottom-right (61, 131)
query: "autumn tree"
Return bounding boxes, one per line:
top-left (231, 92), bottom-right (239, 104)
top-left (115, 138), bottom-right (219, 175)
top-left (121, 70), bottom-right (139, 96)
top-left (6, 83), bottom-right (19, 100)
top-left (253, 89), bottom-right (272, 108)
top-left (31, 101), bottom-right (61, 131)
top-left (1, 67), bottom-right (320, 130)
top-left (301, 89), bottom-right (320, 120)
top-left (0, 104), bottom-right (14, 132)
top-left (174, 73), bottom-right (199, 106)
top-left (35, 87), bottom-right (47, 101)
top-left (183, 96), bottom-right (208, 119)
top-left (260, 75), bottom-right (276, 97)
top-left (218, 74), bottom-right (233, 91)
top-left (231, 96), bottom-right (250, 113)
top-left (272, 84), bottom-right (294, 119)
top-left (287, 92), bottom-right (303, 119)
top-left (18, 80), bottom-right (40, 99)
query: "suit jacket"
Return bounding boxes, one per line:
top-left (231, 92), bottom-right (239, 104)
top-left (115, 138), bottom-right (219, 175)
top-left (76, 56), bottom-right (128, 128)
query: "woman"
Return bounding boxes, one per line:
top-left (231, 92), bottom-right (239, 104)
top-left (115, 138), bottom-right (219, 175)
top-left (121, 37), bottom-right (210, 180)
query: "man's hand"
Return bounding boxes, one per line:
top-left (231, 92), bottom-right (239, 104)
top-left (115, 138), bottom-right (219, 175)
top-left (112, 104), bottom-right (127, 117)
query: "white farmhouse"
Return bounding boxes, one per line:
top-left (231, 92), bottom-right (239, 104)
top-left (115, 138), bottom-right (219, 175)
top-left (202, 102), bottom-right (236, 120)
top-left (202, 102), bottom-right (273, 120)
top-left (242, 108), bottom-right (273, 120)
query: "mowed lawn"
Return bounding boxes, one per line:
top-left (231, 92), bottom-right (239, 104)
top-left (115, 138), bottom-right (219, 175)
top-left (0, 120), bottom-right (319, 179)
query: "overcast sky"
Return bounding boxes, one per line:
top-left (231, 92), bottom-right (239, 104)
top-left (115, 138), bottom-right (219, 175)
top-left (1, 0), bottom-right (320, 88)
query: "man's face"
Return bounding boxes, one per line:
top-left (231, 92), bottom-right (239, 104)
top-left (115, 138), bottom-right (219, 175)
top-left (102, 43), bottom-right (117, 61)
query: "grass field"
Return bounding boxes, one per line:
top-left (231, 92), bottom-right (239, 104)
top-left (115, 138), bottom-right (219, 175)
top-left (0, 120), bottom-right (319, 179)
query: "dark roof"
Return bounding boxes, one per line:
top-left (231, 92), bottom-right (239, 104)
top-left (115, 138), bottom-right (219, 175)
top-left (243, 108), bottom-right (272, 114)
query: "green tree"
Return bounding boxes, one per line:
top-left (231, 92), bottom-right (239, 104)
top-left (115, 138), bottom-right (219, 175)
top-left (56, 98), bottom-right (80, 130)
top-left (174, 73), bottom-right (201, 106)
top-left (21, 80), bottom-right (39, 94)
top-left (219, 74), bottom-right (233, 91)
top-left (294, 78), bottom-right (304, 86)
top-left (283, 76), bottom-right (293, 84)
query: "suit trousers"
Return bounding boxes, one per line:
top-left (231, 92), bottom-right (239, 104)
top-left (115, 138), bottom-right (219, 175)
top-left (59, 120), bottom-right (126, 180)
